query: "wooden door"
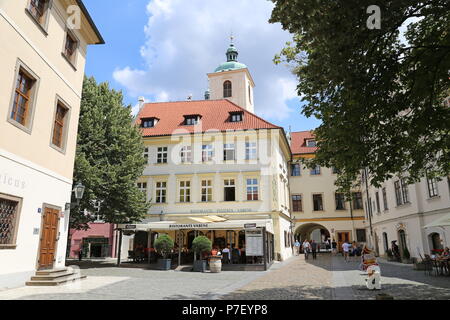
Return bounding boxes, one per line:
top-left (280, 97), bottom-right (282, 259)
top-left (337, 232), bottom-right (350, 253)
top-left (38, 207), bottom-right (60, 270)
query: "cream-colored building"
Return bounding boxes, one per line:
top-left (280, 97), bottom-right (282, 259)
top-left (118, 42), bottom-right (293, 267)
top-left (361, 172), bottom-right (450, 259)
top-left (289, 131), bottom-right (367, 250)
top-left (0, 0), bottom-right (103, 288)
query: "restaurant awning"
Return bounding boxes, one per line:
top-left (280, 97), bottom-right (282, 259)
top-left (423, 212), bottom-right (450, 228)
top-left (118, 217), bottom-right (274, 234)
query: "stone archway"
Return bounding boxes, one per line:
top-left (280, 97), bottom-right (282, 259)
top-left (294, 223), bottom-right (331, 246)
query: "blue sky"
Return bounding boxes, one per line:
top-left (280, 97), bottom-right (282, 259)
top-left (82, 0), bottom-right (321, 133)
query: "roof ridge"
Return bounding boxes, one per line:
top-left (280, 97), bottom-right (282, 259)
top-left (143, 99), bottom-right (227, 106)
top-left (222, 99), bottom-right (282, 130)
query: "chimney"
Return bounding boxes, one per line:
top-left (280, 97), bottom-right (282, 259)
top-left (133, 97), bottom-right (146, 122)
top-left (204, 89), bottom-right (210, 100)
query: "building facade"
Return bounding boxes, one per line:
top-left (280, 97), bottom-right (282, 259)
top-left (289, 131), bottom-right (367, 250)
top-left (68, 222), bottom-right (117, 259)
top-left (361, 173), bottom-right (450, 259)
top-left (118, 42), bottom-right (293, 265)
top-left (0, 0), bottom-right (103, 289)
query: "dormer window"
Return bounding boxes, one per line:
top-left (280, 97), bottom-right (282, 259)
top-left (142, 118), bottom-right (158, 128)
top-left (184, 115), bottom-right (200, 125)
top-left (229, 112), bottom-right (243, 122)
top-left (306, 139), bottom-right (316, 147)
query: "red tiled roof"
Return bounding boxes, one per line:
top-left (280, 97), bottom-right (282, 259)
top-left (136, 99), bottom-right (281, 137)
top-left (290, 130), bottom-right (318, 154)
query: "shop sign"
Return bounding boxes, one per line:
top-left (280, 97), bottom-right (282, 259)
top-left (190, 208), bottom-right (252, 214)
top-left (244, 223), bottom-right (257, 229)
top-left (0, 172), bottom-right (26, 190)
top-left (124, 224), bottom-right (136, 230)
top-left (169, 224), bottom-right (209, 229)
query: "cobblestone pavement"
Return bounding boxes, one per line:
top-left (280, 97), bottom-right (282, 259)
top-left (1, 255), bottom-right (449, 300)
top-left (222, 253), bottom-right (450, 300)
top-left (0, 260), bottom-right (269, 300)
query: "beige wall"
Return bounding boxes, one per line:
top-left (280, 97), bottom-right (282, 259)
top-left (0, 0), bottom-right (93, 179)
top-left (208, 69), bottom-right (255, 113)
top-left (289, 154), bottom-right (366, 242)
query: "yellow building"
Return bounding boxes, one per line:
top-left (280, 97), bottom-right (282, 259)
top-left (118, 42), bottom-right (294, 268)
top-left (0, 0), bottom-right (103, 288)
top-left (289, 131), bottom-right (367, 251)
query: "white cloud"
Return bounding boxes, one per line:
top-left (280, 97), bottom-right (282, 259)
top-left (113, 0), bottom-right (297, 121)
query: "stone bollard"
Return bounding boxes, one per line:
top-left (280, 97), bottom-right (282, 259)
top-left (365, 265), bottom-right (381, 290)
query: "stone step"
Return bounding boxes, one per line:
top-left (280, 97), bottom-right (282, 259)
top-left (35, 268), bottom-right (69, 276)
top-left (26, 274), bottom-right (86, 286)
top-left (30, 271), bottom-right (77, 281)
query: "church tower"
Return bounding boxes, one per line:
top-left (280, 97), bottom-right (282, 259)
top-left (207, 38), bottom-right (255, 113)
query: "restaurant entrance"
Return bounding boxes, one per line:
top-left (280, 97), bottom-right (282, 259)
top-left (120, 218), bottom-right (275, 271)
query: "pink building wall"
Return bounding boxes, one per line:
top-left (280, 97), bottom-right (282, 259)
top-left (68, 223), bottom-right (116, 258)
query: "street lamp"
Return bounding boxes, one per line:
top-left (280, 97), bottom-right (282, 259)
top-left (65, 181), bottom-right (85, 210)
top-left (73, 182), bottom-right (85, 204)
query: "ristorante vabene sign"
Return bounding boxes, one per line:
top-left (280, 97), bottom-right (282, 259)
top-left (168, 224), bottom-right (209, 229)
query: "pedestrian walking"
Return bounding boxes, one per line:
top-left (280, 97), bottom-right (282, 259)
top-left (342, 241), bottom-right (351, 262)
top-left (302, 240), bottom-right (311, 260)
top-left (78, 248), bottom-right (83, 261)
top-left (294, 240), bottom-right (300, 255)
top-left (311, 240), bottom-right (317, 260)
top-left (332, 239), bottom-right (337, 255)
top-left (222, 244), bottom-right (231, 264)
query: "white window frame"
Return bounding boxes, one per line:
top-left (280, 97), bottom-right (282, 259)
top-left (180, 146), bottom-right (192, 163)
top-left (223, 143), bottom-right (235, 161)
top-left (155, 181), bottom-right (167, 203)
top-left (312, 194), bottom-right (324, 211)
top-left (224, 179), bottom-right (236, 201)
top-left (202, 145), bottom-right (214, 162)
top-left (427, 176), bottom-right (439, 198)
top-left (157, 147), bottom-right (168, 163)
top-left (246, 178), bottom-right (259, 201)
top-left (201, 180), bottom-right (212, 202)
top-left (310, 165), bottom-right (321, 175)
top-left (179, 181), bottom-right (191, 203)
top-left (245, 142), bottom-right (257, 160)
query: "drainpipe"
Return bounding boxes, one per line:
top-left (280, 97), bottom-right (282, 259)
top-left (364, 168), bottom-right (374, 244)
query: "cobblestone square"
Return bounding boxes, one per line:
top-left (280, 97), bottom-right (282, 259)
top-left (0, 254), bottom-right (449, 300)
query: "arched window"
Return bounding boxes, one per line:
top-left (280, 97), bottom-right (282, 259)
top-left (223, 81), bottom-right (232, 98)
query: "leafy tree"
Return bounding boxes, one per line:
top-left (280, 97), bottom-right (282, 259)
top-left (154, 234), bottom-right (175, 259)
top-left (70, 76), bottom-right (149, 230)
top-left (270, 0), bottom-right (450, 187)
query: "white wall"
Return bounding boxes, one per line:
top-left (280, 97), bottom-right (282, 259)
top-left (0, 150), bottom-right (72, 289)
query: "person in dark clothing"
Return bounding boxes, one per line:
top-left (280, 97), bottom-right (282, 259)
top-left (311, 240), bottom-right (318, 260)
top-left (332, 240), bottom-right (337, 255)
top-left (78, 248), bottom-right (83, 261)
top-left (231, 247), bottom-right (240, 264)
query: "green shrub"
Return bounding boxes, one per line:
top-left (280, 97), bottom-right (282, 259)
top-left (386, 249), bottom-right (393, 257)
top-left (154, 234), bottom-right (174, 259)
top-left (191, 236), bottom-right (212, 259)
top-left (403, 247), bottom-right (410, 260)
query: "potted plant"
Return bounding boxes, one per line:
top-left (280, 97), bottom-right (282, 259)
top-left (191, 236), bottom-right (212, 272)
top-left (154, 234), bottom-right (174, 270)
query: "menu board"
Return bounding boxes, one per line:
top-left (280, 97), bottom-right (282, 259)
top-left (245, 229), bottom-right (264, 256)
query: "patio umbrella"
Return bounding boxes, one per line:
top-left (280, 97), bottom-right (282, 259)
top-left (423, 212), bottom-right (450, 228)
